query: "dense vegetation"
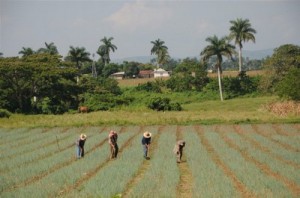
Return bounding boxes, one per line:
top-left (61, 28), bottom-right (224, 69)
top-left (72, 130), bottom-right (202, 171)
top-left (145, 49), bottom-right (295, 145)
top-left (0, 44), bottom-right (299, 115)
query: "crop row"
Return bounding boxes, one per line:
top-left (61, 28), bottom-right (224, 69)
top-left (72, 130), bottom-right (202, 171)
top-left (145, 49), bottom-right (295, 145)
top-left (0, 124), bottom-right (299, 197)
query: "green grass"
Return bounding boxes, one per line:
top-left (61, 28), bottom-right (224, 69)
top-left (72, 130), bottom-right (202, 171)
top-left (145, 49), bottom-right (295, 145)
top-left (0, 96), bottom-right (299, 128)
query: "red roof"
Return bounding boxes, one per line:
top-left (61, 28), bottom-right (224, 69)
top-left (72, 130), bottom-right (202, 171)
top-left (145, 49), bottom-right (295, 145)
top-left (139, 70), bottom-right (153, 75)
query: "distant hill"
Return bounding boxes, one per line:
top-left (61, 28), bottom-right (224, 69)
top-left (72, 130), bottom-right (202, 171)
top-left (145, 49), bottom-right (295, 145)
top-left (111, 56), bottom-right (156, 64)
top-left (111, 49), bottom-right (274, 64)
top-left (243, 49), bottom-right (273, 60)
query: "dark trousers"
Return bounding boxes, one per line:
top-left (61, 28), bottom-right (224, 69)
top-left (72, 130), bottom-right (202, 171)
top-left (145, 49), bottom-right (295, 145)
top-left (110, 144), bottom-right (119, 159)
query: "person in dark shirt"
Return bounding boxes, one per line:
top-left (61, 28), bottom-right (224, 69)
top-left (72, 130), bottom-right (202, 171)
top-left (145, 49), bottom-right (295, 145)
top-left (108, 130), bottom-right (118, 159)
top-left (76, 134), bottom-right (87, 159)
top-left (141, 131), bottom-right (152, 159)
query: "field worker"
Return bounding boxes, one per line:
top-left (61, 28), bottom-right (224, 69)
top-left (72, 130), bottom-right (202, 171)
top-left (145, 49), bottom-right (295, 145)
top-left (173, 140), bottom-right (185, 163)
top-left (76, 134), bottom-right (87, 159)
top-left (141, 131), bottom-right (152, 159)
top-left (108, 130), bottom-right (119, 159)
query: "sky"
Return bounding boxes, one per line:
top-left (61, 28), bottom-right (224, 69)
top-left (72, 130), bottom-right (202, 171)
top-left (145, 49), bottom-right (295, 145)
top-left (1, 0), bottom-right (300, 60)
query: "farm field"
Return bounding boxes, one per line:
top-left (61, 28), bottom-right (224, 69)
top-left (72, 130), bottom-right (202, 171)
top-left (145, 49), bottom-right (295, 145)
top-left (117, 70), bottom-right (265, 87)
top-left (0, 124), bottom-right (299, 198)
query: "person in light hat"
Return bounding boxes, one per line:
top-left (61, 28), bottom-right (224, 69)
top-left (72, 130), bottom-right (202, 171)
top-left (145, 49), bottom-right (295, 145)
top-left (173, 140), bottom-right (185, 163)
top-left (75, 133), bottom-right (87, 159)
top-left (141, 131), bottom-right (152, 159)
top-left (108, 130), bottom-right (118, 159)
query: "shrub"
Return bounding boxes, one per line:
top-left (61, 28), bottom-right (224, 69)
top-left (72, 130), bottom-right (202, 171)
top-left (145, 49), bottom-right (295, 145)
top-left (276, 68), bottom-right (300, 101)
top-left (135, 81), bottom-right (162, 93)
top-left (0, 109), bottom-right (11, 118)
top-left (147, 97), bottom-right (182, 111)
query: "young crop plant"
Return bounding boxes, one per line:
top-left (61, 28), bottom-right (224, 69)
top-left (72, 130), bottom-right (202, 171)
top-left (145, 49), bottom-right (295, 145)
top-left (128, 126), bottom-right (180, 197)
top-left (206, 126), bottom-right (293, 197)
top-left (69, 126), bottom-right (148, 197)
top-left (184, 126), bottom-right (236, 197)
top-left (1, 127), bottom-right (106, 196)
top-left (240, 125), bottom-right (300, 164)
top-left (0, 128), bottom-right (43, 152)
top-left (0, 128), bottom-right (80, 172)
top-left (226, 132), bottom-right (300, 188)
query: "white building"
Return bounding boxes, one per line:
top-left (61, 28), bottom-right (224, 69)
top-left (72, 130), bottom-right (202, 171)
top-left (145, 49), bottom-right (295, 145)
top-left (153, 68), bottom-right (170, 78)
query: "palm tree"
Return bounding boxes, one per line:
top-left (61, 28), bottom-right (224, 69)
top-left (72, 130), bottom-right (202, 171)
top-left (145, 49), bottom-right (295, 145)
top-left (200, 35), bottom-right (236, 101)
top-left (229, 18), bottom-right (256, 72)
top-left (151, 39), bottom-right (168, 68)
top-left (158, 48), bottom-right (170, 66)
top-left (97, 37), bottom-right (117, 65)
top-left (37, 42), bottom-right (59, 55)
top-left (18, 47), bottom-right (35, 57)
top-left (66, 46), bottom-right (92, 83)
top-left (66, 46), bottom-right (92, 69)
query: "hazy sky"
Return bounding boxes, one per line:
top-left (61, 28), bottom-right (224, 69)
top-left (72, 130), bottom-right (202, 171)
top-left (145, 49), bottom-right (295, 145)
top-left (1, 0), bottom-right (300, 59)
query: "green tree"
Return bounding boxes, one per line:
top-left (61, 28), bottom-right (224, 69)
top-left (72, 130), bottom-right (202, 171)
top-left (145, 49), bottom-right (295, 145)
top-left (0, 54), bottom-right (78, 113)
top-left (123, 61), bottom-right (140, 78)
top-left (200, 35), bottom-right (236, 101)
top-left (66, 46), bottom-right (92, 70)
top-left (276, 68), bottom-right (300, 101)
top-left (150, 39), bottom-right (168, 68)
top-left (18, 47), bottom-right (35, 57)
top-left (260, 44), bottom-right (300, 93)
top-left (97, 37), bottom-right (117, 65)
top-left (229, 18), bottom-right (256, 72)
top-left (37, 42), bottom-right (59, 55)
top-left (102, 63), bottom-right (120, 78)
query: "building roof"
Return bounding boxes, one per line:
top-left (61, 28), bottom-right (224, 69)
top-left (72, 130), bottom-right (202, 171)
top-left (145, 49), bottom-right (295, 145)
top-left (154, 68), bottom-right (168, 73)
top-left (139, 70), bottom-right (153, 75)
top-left (111, 71), bottom-right (125, 76)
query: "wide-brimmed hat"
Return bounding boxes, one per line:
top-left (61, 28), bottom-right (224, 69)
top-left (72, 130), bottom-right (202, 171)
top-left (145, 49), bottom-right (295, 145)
top-left (143, 131), bottom-right (152, 138)
top-left (80, 133), bottom-right (87, 140)
top-left (109, 130), bottom-right (115, 137)
top-left (178, 140), bottom-right (185, 146)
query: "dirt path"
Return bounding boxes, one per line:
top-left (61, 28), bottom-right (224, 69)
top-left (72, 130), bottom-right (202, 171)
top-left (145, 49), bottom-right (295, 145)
top-left (56, 126), bottom-right (142, 197)
top-left (195, 125), bottom-right (255, 198)
top-left (122, 126), bottom-right (165, 198)
top-left (252, 125), bottom-right (299, 152)
top-left (175, 126), bottom-right (194, 198)
top-left (220, 128), bottom-right (300, 197)
top-left (271, 124), bottom-right (299, 137)
top-left (233, 125), bottom-right (300, 169)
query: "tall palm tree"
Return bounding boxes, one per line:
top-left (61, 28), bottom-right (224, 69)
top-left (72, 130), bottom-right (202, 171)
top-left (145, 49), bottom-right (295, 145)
top-left (18, 47), bottom-right (35, 57)
top-left (229, 18), bottom-right (256, 72)
top-left (97, 37), bottom-right (117, 65)
top-left (66, 46), bottom-right (92, 83)
top-left (151, 39), bottom-right (168, 68)
top-left (37, 42), bottom-right (59, 55)
top-left (66, 46), bottom-right (92, 69)
top-left (158, 48), bottom-right (170, 66)
top-left (200, 35), bottom-right (236, 101)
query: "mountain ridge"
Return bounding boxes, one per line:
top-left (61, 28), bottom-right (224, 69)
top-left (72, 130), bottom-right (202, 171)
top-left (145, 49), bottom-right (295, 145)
top-left (111, 49), bottom-right (274, 64)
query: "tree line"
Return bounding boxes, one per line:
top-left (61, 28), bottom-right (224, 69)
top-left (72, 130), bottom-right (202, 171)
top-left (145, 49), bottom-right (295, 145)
top-left (0, 18), bottom-right (299, 115)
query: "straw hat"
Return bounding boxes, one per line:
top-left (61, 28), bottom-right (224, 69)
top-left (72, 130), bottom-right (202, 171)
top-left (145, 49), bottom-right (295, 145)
top-left (80, 134), bottom-right (87, 140)
top-left (143, 131), bottom-right (152, 138)
top-left (109, 130), bottom-right (115, 137)
top-left (178, 140), bottom-right (185, 146)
